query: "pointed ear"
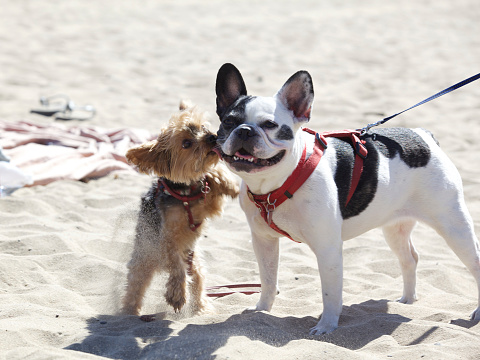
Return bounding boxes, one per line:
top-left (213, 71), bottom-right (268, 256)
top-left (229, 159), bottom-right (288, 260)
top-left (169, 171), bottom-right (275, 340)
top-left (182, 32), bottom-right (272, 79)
top-left (126, 140), bottom-right (172, 177)
top-left (215, 63), bottom-right (247, 118)
top-left (276, 70), bottom-right (314, 122)
top-left (179, 99), bottom-right (193, 111)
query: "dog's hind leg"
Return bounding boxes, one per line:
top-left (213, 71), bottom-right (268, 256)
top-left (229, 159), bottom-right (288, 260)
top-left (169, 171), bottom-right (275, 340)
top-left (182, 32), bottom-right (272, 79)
top-left (122, 257), bottom-right (158, 315)
top-left (382, 219), bottom-right (419, 304)
top-left (425, 199), bottom-right (480, 320)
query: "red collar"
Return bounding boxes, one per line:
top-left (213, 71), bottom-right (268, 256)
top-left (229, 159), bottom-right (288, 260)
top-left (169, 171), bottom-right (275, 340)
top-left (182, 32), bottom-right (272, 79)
top-left (247, 128), bottom-right (367, 242)
top-left (158, 178), bottom-right (210, 231)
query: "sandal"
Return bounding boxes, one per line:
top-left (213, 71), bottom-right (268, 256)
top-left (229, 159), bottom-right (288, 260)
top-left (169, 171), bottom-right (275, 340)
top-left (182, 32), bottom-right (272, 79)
top-left (30, 94), bottom-right (96, 121)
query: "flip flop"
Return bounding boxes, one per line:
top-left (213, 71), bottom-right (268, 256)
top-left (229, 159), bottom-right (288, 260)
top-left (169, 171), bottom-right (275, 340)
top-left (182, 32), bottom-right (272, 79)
top-left (30, 94), bottom-right (96, 121)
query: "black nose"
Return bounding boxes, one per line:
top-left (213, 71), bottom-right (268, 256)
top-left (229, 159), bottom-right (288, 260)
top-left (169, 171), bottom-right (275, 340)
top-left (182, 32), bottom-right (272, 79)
top-left (237, 126), bottom-right (255, 141)
top-left (206, 134), bottom-right (217, 144)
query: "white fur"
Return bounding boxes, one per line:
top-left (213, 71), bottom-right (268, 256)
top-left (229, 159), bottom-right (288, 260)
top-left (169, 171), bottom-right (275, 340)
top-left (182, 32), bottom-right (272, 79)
top-left (215, 65), bottom-right (480, 335)
top-left (226, 101), bottom-right (480, 335)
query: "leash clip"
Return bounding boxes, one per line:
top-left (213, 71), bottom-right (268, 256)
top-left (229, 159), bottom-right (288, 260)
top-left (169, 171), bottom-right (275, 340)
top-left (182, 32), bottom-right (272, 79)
top-left (265, 193), bottom-right (276, 225)
top-left (201, 180), bottom-right (211, 194)
top-left (201, 179), bottom-right (210, 204)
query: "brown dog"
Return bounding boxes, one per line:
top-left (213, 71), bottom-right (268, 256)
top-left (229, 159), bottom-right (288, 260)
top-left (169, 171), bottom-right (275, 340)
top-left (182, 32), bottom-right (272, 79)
top-left (121, 101), bottom-right (239, 319)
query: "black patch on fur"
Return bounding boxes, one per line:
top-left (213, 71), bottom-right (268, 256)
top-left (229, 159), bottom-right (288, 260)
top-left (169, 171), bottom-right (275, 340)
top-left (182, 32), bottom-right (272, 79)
top-left (332, 137), bottom-right (379, 219)
top-left (276, 125), bottom-right (294, 141)
top-left (135, 183), bottom-right (164, 238)
top-left (187, 124), bottom-right (199, 135)
top-left (366, 128), bottom-right (432, 168)
top-left (333, 127), bottom-right (433, 219)
top-left (216, 95), bottom-right (256, 145)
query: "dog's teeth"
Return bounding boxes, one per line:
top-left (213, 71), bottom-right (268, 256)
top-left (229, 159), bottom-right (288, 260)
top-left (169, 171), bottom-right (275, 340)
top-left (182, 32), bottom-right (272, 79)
top-left (248, 158), bottom-right (254, 163)
top-left (234, 156), bottom-right (239, 161)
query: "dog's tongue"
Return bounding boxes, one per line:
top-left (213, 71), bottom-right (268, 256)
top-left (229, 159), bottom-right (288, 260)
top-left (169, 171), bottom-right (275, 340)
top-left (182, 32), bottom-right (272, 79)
top-left (212, 147), bottom-right (223, 159)
top-left (235, 151), bottom-right (256, 160)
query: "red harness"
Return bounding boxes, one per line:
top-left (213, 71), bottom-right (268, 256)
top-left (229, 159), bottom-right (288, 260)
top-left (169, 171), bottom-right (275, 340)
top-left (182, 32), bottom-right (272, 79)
top-left (247, 128), bottom-right (367, 242)
top-left (157, 178), bottom-right (210, 231)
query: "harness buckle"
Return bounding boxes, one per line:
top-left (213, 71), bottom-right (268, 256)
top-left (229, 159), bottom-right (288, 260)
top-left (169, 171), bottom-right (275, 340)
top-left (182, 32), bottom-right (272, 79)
top-left (201, 180), bottom-right (211, 194)
top-left (355, 142), bottom-right (367, 160)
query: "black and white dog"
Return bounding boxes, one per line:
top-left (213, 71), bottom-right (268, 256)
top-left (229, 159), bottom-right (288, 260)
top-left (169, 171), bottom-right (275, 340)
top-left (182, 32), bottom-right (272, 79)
top-left (214, 63), bottom-right (480, 335)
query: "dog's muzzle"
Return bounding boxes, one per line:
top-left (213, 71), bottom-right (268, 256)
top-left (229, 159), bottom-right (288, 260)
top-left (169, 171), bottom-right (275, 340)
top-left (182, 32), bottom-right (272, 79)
top-left (206, 134), bottom-right (217, 144)
top-left (236, 125), bottom-right (256, 141)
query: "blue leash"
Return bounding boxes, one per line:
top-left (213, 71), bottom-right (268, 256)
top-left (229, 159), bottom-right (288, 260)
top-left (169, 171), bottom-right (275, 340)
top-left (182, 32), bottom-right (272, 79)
top-left (359, 72), bottom-right (480, 134)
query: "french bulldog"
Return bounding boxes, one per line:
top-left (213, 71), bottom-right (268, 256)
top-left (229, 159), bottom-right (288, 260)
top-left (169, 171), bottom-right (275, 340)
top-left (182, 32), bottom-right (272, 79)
top-left (214, 63), bottom-right (480, 335)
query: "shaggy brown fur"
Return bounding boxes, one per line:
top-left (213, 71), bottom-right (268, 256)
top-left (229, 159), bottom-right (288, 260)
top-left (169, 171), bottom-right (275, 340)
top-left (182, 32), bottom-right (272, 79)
top-left (121, 101), bottom-right (239, 319)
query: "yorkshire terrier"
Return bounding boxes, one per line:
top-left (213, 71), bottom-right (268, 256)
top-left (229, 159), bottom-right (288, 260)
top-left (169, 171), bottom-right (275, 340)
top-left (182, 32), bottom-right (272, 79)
top-left (121, 101), bottom-right (239, 319)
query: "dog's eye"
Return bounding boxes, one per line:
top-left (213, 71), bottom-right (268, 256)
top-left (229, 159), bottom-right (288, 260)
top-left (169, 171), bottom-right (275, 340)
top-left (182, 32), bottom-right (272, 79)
top-left (223, 117), bottom-right (236, 127)
top-left (182, 139), bottom-right (192, 149)
top-left (262, 120), bottom-right (278, 129)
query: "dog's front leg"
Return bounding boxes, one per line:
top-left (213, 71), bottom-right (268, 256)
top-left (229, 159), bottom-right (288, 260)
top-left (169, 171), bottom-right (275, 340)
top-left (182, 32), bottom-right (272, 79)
top-left (164, 252), bottom-right (188, 312)
top-left (248, 232), bottom-right (280, 311)
top-left (309, 241), bottom-right (344, 335)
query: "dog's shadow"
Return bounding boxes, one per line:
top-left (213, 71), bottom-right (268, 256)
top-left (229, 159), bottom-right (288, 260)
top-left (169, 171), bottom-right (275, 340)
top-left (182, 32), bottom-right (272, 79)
top-left (65, 298), bottom-right (463, 358)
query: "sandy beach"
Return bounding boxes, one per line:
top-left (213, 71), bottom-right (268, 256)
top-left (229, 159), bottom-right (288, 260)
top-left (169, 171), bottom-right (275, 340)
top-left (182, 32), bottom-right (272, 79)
top-left (1, 1), bottom-right (480, 359)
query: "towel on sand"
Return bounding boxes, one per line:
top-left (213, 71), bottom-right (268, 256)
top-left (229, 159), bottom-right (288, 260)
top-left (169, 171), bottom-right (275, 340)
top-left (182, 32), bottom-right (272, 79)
top-left (0, 121), bottom-right (155, 186)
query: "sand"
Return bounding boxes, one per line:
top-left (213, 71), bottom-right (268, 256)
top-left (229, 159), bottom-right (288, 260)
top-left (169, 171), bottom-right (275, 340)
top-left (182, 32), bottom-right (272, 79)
top-left (1, 0), bottom-right (480, 359)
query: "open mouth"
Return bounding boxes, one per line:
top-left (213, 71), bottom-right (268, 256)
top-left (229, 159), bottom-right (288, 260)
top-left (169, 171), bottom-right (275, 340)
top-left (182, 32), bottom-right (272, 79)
top-left (219, 148), bottom-right (285, 168)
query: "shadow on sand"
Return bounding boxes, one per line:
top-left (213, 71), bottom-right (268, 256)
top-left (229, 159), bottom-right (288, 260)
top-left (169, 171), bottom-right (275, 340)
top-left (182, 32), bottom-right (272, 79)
top-left (66, 299), bottom-right (455, 359)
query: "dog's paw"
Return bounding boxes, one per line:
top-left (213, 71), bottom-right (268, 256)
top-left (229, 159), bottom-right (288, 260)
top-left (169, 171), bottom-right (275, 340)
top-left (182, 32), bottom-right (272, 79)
top-left (191, 296), bottom-right (213, 315)
top-left (396, 294), bottom-right (417, 304)
top-left (242, 296), bottom-right (276, 313)
top-left (243, 306), bottom-right (260, 313)
top-left (198, 299), bottom-right (215, 314)
top-left (169, 298), bottom-right (187, 312)
top-left (165, 285), bottom-right (187, 312)
top-left (470, 307), bottom-right (480, 321)
top-left (309, 322), bottom-right (338, 335)
top-left (120, 304), bottom-right (140, 316)
top-left (243, 302), bottom-right (271, 313)
top-left (309, 315), bottom-right (339, 335)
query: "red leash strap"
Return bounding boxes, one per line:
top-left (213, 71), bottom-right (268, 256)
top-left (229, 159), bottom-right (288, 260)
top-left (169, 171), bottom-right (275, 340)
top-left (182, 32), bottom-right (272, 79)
top-left (182, 202), bottom-right (202, 231)
top-left (206, 283), bottom-right (261, 298)
top-left (247, 128), bottom-right (368, 241)
top-left (159, 179), bottom-right (208, 231)
top-left (320, 130), bottom-right (367, 205)
top-left (346, 132), bottom-right (367, 204)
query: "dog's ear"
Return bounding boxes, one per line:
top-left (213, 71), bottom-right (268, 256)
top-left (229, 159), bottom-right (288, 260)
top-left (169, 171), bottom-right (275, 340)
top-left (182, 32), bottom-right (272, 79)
top-left (126, 140), bottom-right (172, 177)
top-left (215, 63), bottom-right (247, 118)
top-left (276, 71), bottom-right (314, 122)
top-left (179, 99), bottom-right (193, 111)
